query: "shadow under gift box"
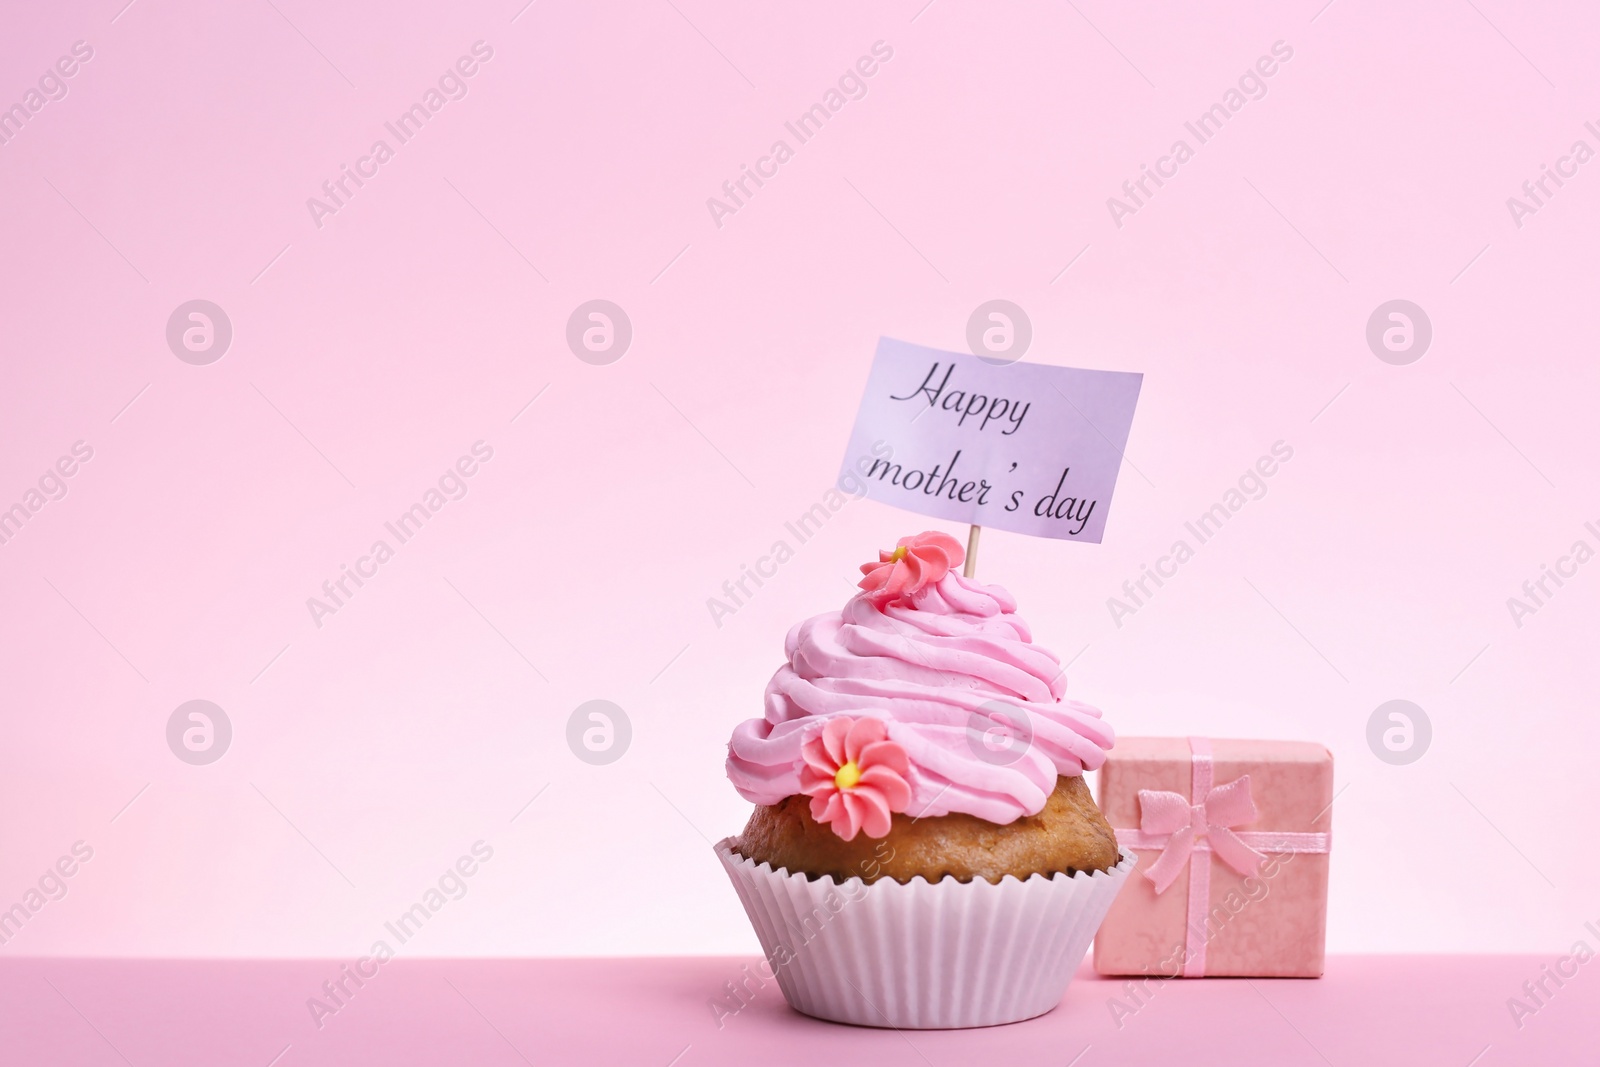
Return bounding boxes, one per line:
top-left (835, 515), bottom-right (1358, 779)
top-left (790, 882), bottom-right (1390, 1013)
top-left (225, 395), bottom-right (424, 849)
top-left (1093, 737), bottom-right (1333, 979)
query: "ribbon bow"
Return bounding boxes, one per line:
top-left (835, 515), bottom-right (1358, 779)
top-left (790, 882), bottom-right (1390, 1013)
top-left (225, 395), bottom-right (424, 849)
top-left (1137, 774), bottom-right (1266, 894)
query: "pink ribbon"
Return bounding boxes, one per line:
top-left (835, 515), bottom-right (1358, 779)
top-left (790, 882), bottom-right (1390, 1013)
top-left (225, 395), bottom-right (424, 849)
top-left (1113, 737), bottom-right (1330, 977)
top-left (1135, 768), bottom-right (1265, 894)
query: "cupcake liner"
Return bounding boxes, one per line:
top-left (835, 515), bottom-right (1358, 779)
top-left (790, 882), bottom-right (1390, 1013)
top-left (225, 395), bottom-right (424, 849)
top-left (714, 838), bottom-right (1137, 1029)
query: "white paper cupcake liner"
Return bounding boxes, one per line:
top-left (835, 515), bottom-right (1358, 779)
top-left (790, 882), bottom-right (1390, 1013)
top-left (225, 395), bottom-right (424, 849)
top-left (714, 838), bottom-right (1137, 1029)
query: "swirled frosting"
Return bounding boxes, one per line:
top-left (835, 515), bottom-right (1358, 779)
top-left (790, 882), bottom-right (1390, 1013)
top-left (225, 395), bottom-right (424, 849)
top-left (725, 563), bottom-right (1113, 826)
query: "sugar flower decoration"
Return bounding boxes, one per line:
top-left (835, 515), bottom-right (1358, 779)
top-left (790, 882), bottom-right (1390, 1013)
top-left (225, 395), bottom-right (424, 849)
top-left (799, 717), bottom-right (912, 840)
top-left (857, 530), bottom-right (965, 605)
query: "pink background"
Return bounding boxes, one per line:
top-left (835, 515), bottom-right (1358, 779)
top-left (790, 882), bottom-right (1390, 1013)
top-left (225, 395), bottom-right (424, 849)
top-left (2, 0), bottom-right (1596, 964)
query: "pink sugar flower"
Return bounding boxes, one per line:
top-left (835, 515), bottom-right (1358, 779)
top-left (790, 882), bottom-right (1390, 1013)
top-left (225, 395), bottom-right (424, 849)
top-left (799, 716), bottom-right (913, 840)
top-left (857, 531), bottom-right (965, 605)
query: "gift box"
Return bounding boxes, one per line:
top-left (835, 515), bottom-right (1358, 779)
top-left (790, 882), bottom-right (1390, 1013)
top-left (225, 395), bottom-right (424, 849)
top-left (1093, 737), bottom-right (1333, 978)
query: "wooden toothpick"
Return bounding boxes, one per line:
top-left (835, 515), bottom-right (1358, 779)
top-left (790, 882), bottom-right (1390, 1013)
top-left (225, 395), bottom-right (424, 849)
top-left (964, 525), bottom-right (981, 578)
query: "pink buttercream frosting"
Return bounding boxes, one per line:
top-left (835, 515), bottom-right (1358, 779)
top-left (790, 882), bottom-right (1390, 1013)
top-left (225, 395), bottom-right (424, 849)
top-left (726, 539), bottom-right (1114, 827)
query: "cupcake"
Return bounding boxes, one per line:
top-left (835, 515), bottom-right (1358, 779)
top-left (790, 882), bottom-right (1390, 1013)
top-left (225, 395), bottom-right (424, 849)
top-left (716, 530), bottom-right (1135, 1029)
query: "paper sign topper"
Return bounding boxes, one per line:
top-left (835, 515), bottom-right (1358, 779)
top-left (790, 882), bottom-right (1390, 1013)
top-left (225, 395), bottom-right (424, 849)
top-left (837, 338), bottom-right (1143, 543)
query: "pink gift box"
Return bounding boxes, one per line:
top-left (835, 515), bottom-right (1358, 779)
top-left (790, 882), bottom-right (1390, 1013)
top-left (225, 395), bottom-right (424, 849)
top-left (1093, 737), bottom-right (1333, 979)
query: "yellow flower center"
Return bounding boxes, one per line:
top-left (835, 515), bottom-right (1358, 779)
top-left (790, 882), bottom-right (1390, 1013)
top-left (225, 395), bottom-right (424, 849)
top-left (834, 761), bottom-right (862, 790)
top-left (890, 546), bottom-right (908, 562)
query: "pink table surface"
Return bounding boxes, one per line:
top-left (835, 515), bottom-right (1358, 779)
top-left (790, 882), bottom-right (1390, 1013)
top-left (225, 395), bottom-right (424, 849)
top-left (0, 956), bottom-right (1587, 1065)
